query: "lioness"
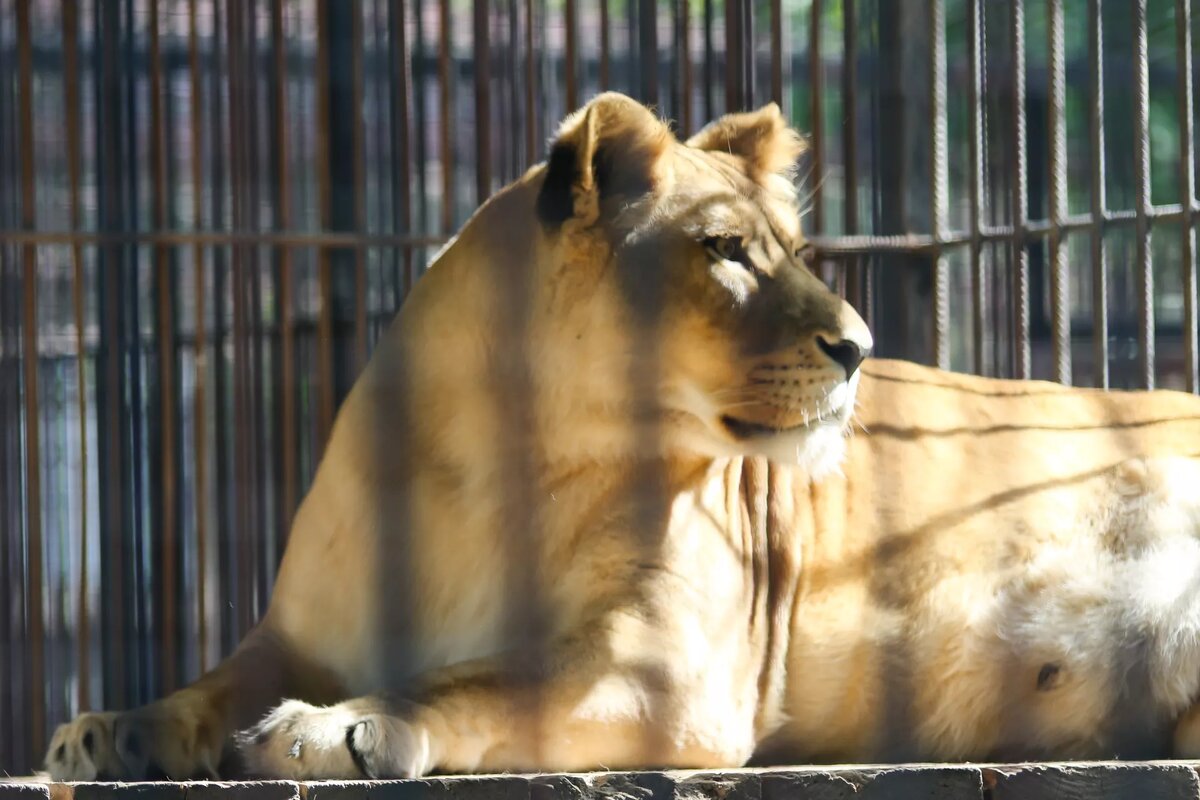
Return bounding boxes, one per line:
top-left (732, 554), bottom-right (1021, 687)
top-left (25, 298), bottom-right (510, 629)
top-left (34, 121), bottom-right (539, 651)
top-left (42, 93), bottom-right (1200, 781)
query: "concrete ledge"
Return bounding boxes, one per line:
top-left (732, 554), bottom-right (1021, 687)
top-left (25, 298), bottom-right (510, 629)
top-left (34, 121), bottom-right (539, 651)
top-left (6, 763), bottom-right (1200, 800)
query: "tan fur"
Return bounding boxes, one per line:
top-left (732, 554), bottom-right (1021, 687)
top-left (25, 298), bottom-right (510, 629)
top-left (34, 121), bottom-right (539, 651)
top-left (43, 93), bottom-right (1200, 780)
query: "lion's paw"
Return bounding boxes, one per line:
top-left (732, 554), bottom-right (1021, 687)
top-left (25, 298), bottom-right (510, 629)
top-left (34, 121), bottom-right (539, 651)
top-left (239, 700), bottom-right (433, 780)
top-left (45, 703), bottom-right (224, 781)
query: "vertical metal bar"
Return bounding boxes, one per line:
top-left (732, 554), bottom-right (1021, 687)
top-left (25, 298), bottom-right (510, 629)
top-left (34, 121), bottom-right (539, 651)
top-left (476, 0), bottom-right (493, 199)
top-left (930, 0), bottom-right (949, 369)
top-left (564, 0), bottom-right (577, 111)
top-left (187, 0), bottom-right (210, 672)
top-left (525, 0), bottom-right (538, 163)
top-left (273, 0), bottom-right (297, 537)
top-left (1177, 0), bottom-right (1198, 393)
top-left (352, 5), bottom-right (369, 369)
top-left (1009, 0), bottom-right (1031, 379)
top-left (809, 0), bottom-right (824, 234)
top-left (1132, 0), bottom-right (1154, 388)
top-left (316, 0), bottom-right (336, 445)
top-left (99, 0), bottom-right (128, 705)
top-left (227, 0), bottom-right (253, 640)
top-left (842, 0), bottom-right (861, 305)
top-left (244, 3), bottom-right (268, 614)
top-left (1046, 0), bottom-right (1070, 384)
top-left (62, 0), bottom-right (91, 712)
top-left (505, 0), bottom-right (519, 183)
top-left (842, 0), bottom-right (857, 234)
top-left (16, 0), bottom-right (44, 754)
top-left (703, 0), bottom-right (714, 118)
top-left (207, 0), bottom-right (234, 652)
top-left (148, 0), bottom-right (179, 694)
top-left (438, 0), bottom-right (455, 233)
top-left (967, 0), bottom-right (987, 376)
top-left (741, 0), bottom-right (754, 106)
top-left (1087, 0), bottom-right (1108, 388)
top-left (770, 0), bottom-right (782, 106)
top-left (390, 0), bottom-right (416, 293)
top-left (413, 0), bottom-right (431, 238)
top-left (122, 0), bottom-right (151, 698)
top-left (639, 0), bottom-right (658, 106)
top-left (599, 0), bottom-right (610, 90)
top-left (678, 0), bottom-right (692, 135)
top-left (725, 0), bottom-right (743, 111)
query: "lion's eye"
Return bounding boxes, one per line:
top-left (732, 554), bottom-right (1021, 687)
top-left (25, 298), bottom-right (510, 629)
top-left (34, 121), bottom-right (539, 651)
top-left (704, 236), bottom-right (745, 263)
top-left (796, 242), bottom-right (817, 264)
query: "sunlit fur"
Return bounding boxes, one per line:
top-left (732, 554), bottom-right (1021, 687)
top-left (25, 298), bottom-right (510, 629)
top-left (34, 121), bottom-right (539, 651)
top-left (42, 93), bottom-right (1200, 782)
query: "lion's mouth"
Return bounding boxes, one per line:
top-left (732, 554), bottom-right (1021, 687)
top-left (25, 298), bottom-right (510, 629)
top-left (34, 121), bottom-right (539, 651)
top-left (720, 414), bottom-right (806, 439)
top-left (720, 405), bottom-right (849, 440)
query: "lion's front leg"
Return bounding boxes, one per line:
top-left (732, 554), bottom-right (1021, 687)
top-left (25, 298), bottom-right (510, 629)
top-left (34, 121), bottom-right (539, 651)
top-left (240, 628), bottom-right (754, 779)
top-left (44, 626), bottom-right (342, 780)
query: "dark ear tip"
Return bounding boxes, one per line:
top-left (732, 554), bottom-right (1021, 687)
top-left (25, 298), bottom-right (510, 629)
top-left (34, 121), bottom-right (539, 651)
top-left (537, 142), bottom-right (578, 228)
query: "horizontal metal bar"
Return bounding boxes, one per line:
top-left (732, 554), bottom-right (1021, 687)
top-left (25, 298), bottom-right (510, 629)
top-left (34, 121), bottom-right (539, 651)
top-left (3, 197), bottom-right (1192, 259)
top-left (0, 229), bottom-right (448, 247)
top-left (810, 204), bottom-right (1200, 256)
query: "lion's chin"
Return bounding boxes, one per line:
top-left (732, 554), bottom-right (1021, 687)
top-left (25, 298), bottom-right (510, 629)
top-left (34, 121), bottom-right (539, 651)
top-left (729, 417), bottom-right (850, 478)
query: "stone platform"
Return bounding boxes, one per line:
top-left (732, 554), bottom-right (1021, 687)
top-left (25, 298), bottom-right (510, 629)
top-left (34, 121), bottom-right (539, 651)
top-left (6, 763), bottom-right (1200, 800)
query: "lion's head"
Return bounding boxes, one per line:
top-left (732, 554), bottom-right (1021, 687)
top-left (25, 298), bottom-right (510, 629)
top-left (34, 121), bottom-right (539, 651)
top-left (402, 92), bottom-right (871, 476)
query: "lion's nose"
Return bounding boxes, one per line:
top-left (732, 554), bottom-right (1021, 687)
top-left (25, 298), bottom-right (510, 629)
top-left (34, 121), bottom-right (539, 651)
top-left (817, 335), bottom-right (867, 378)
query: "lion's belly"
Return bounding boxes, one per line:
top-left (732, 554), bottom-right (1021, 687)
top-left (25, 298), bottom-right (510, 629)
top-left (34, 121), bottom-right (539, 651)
top-left (780, 455), bottom-right (1200, 761)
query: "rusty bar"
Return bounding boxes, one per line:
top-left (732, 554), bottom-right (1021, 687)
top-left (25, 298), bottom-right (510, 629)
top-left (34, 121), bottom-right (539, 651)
top-left (1009, 0), bottom-right (1031, 379)
top-left (439, 0), bottom-right (455, 233)
top-left (809, 0), bottom-right (824, 233)
top-left (1046, 0), bottom-right (1070, 384)
top-left (929, 0), bottom-right (949, 369)
top-left (599, 0), bottom-right (610, 90)
top-left (967, 0), bottom-right (986, 376)
top-left (62, 0), bottom-right (90, 712)
top-left (187, 0), bottom-right (210, 669)
top-left (316, 0), bottom-right (336, 446)
top-left (1087, 0), bottom-right (1108, 388)
top-left (564, 0), bottom-right (577, 111)
top-left (1177, 0), bottom-right (1197, 393)
top-left (148, 0), bottom-right (179, 692)
top-left (525, 0), bottom-right (538, 163)
top-left (639, 0), bottom-right (657, 106)
top-left (1133, 0), bottom-right (1154, 388)
top-left (273, 0), bottom-right (297, 536)
top-left (475, 0), bottom-right (493, 199)
top-left (16, 0), bottom-right (44, 753)
top-left (352, 4), bottom-right (369, 369)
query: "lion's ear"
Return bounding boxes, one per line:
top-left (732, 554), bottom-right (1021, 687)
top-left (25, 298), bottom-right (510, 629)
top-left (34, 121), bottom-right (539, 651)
top-left (685, 103), bottom-right (806, 176)
top-left (536, 92), bottom-right (673, 228)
